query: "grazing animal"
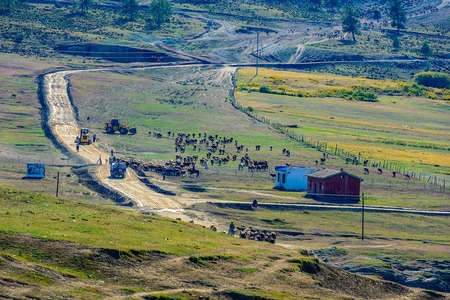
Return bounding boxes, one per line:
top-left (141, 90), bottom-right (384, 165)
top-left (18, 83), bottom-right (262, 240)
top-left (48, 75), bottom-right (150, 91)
top-left (188, 168), bottom-right (200, 177)
top-left (364, 168), bottom-right (369, 174)
top-left (377, 168), bottom-right (383, 174)
top-left (405, 174), bottom-right (411, 180)
top-left (268, 232), bottom-right (276, 244)
top-left (252, 199), bottom-right (258, 208)
top-left (392, 171), bottom-right (396, 178)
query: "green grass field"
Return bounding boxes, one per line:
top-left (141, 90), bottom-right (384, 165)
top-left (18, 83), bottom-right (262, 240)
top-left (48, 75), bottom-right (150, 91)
top-left (235, 68), bottom-right (450, 177)
top-left (0, 0), bottom-right (449, 296)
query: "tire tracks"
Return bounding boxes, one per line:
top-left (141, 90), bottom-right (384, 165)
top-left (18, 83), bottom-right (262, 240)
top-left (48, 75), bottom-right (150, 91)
top-left (43, 70), bottom-right (184, 211)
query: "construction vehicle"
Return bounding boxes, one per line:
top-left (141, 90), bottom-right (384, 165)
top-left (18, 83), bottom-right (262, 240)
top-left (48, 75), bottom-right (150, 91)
top-left (110, 161), bottom-right (127, 178)
top-left (77, 128), bottom-right (92, 144)
top-left (104, 118), bottom-right (136, 135)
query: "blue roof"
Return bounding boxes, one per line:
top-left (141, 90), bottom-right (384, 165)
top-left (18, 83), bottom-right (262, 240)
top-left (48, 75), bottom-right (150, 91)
top-left (275, 166), bottom-right (288, 171)
top-left (275, 166), bottom-right (309, 171)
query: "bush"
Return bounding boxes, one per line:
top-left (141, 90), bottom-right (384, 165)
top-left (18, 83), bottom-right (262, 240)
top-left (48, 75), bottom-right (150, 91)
top-left (259, 86), bottom-right (272, 93)
top-left (403, 83), bottom-right (427, 96)
top-left (351, 90), bottom-right (378, 102)
top-left (413, 72), bottom-right (450, 89)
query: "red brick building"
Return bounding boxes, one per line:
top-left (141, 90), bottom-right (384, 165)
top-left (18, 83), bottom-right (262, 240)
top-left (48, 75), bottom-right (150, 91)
top-left (306, 168), bottom-right (363, 202)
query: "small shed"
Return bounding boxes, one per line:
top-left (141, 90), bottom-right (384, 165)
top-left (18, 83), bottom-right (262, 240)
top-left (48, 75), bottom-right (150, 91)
top-left (24, 162), bottom-right (46, 179)
top-left (306, 168), bottom-right (363, 202)
top-left (274, 166), bottom-right (317, 191)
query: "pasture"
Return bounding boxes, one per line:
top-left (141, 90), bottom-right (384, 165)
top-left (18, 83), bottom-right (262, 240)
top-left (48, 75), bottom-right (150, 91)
top-left (235, 67), bottom-right (450, 179)
top-left (63, 66), bottom-right (450, 209)
top-left (0, 58), bottom-right (443, 296)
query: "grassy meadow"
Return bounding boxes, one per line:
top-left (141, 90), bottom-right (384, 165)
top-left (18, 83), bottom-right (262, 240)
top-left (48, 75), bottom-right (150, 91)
top-left (3, 186), bottom-right (437, 299)
top-left (0, 186), bottom-right (266, 256)
top-left (62, 66), bottom-right (450, 209)
top-left (235, 67), bottom-right (450, 178)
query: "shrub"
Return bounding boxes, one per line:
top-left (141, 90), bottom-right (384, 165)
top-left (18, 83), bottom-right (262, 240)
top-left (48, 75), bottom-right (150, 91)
top-left (413, 72), bottom-right (450, 89)
top-left (259, 86), bottom-right (272, 93)
top-left (402, 83), bottom-right (427, 96)
top-left (420, 41), bottom-right (432, 57)
top-left (392, 37), bottom-right (400, 50)
top-left (14, 33), bottom-right (24, 43)
top-left (351, 90), bottom-right (378, 102)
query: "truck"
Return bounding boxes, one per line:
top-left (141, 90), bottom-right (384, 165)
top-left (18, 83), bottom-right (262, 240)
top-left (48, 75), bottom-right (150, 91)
top-left (104, 118), bottom-right (136, 135)
top-left (110, 161), bottom-right (127, 178)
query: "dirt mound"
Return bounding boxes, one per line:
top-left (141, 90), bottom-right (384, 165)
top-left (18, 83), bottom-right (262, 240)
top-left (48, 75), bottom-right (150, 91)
top-left (314, 263), bottom-right (410, 299)
top-left (54, 44), bottom-right (184, 63)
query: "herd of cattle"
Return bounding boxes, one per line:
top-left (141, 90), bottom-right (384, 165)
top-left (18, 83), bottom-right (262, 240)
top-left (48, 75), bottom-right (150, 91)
top-left (113, 131), bottom-right (278, 178)
top-left (111, 130), bottom-right (412, 181)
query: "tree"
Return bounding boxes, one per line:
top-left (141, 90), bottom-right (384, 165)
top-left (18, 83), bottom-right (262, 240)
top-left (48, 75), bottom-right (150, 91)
top-left (326, 0), bottom-right (340, 6)
top-left (388, 0), bottom-right (406, 34)
top-left (414, 72), bottom-right (450, 88)
top-left (420, 41), bottom-right (432, 57)
top-left (372, 9), bottom-right (381, 19)
top-left (79, 0), bottom-right (93, 15)
top-left (341, 5), bottom-right (360, 42)
top-left (392, 36), bottom-right (401, 50)
top-left (0, 0), bottom-right (19, 14)
top-left (122, 0), bottom-right (139, 21)
top-left (146, 0), bottom-right (172, 29)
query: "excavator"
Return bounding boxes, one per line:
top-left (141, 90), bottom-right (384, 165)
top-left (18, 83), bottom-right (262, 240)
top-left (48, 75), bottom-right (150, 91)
top-left (104, 118), bottom-right (136, 135)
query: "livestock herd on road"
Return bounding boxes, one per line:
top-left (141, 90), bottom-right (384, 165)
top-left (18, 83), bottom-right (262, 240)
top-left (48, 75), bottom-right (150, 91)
top-left (110, 130), bottom-right (278, 179)
top-left (108, 129), bottom-right (414, 182)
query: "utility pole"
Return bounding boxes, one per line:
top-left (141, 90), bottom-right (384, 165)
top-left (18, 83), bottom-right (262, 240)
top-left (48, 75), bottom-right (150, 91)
top-left (256, 32), bottom-right (259, 76)
top-left (361, 192), bottom-right (365, 240)
top-left (56, 171), bottom-right (60, 197)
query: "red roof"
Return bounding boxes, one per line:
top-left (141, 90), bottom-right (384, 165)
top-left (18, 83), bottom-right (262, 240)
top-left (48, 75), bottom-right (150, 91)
top-left (306, 168), bottom-right (363, 181)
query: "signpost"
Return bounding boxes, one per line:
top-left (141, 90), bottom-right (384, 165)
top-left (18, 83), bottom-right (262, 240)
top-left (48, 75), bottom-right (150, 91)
top-left (361, 192), bottom-right (365, 241)
top-left (25, 162), bottom-right (46, 179)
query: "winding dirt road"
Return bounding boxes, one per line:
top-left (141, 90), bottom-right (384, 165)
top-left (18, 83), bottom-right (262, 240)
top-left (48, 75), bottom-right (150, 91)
top-left (44, 68), bottom-right (230, 226)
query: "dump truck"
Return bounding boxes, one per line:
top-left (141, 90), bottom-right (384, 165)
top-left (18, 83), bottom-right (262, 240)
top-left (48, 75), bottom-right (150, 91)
top-left (77, 128), bottom-right (92, 144)
top-left (110, 161), bottom-right (127, 178)
top-left (104, 118), bottom-right (136, 135)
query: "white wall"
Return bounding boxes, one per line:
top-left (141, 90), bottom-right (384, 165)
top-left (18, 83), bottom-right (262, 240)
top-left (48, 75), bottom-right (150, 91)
top-left (275, 166), bottom-right (316, 191)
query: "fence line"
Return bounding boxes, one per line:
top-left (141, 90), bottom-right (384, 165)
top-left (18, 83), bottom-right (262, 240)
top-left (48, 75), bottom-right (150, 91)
top-left (231, 97), bottom-right (449, 190)
top-left (0, 155), bottom-right (89, 168)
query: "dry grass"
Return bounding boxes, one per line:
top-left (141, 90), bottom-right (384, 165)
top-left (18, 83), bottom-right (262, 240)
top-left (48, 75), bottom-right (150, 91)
top-left (235, 68), bottom-right (450, 177)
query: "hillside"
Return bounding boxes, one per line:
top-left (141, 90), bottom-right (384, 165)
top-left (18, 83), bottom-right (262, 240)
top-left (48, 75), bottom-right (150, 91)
top-left (0, 187), bottom-right (433, 299)
top-left (0, 0), bottom-right (449, 298)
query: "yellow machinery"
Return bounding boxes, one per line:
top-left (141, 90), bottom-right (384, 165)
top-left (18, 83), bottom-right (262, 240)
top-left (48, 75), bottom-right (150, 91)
top-left (104, 118), bottom-right (136, 135)
top-left (77, 128), bottom-right (92, 144)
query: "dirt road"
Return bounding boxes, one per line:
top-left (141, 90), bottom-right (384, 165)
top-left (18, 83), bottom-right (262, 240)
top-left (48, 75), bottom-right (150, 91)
top-left (44, 68), bottom-right (236, 228)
